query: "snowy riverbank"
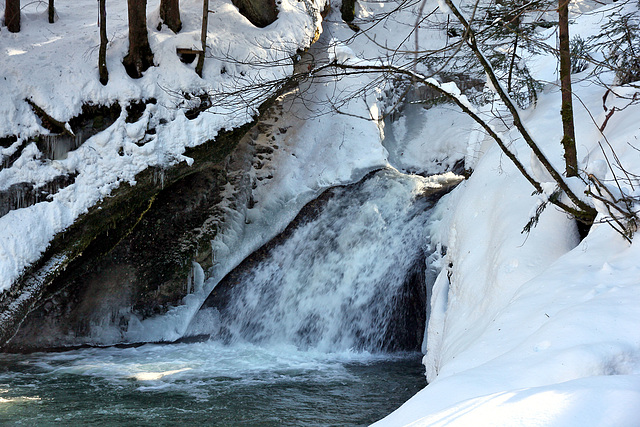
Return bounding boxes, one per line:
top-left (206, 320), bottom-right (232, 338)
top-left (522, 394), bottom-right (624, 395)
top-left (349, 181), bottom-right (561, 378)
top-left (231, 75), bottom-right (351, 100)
top-left (375, 1), bottom-right (640, 424)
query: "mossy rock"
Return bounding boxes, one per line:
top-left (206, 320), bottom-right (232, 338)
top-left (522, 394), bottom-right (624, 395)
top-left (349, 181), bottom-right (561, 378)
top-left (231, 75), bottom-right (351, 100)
top-left (0, 123), bottom-right (253, 351)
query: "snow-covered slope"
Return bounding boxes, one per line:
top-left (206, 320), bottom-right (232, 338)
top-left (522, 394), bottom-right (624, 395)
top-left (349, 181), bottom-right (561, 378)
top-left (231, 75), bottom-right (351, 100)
top-left (375, 1), bottom-right (640, 424)
top-left (377, 89), bottom-right (640, 424)
top-left (0, 0), bottom-right (325, 291)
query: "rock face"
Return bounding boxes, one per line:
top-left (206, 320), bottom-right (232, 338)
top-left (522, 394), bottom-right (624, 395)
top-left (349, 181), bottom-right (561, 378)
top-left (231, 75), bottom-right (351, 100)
top-left (7, 169), bottom-right (226, 349)
top-left (232, 0), bottom-right (278, 28)
top-left (1, 123), bottom-right (254, 351)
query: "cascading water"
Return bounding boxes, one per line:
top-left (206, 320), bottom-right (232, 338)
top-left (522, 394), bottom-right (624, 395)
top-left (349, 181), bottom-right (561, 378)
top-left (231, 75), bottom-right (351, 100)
top-left (187, 168), bottom-right (456, 353)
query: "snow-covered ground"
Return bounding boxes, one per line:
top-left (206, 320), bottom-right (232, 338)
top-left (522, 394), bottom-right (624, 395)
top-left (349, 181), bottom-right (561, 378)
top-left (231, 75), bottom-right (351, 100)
top-left (374, 1), bottom-right (640, 425)
top-left (377, 82), bottom-right (640, 424)
top-left (3, 0), bottom-right (640, 425)
top-left (0, 0), bottom-right (325, 291)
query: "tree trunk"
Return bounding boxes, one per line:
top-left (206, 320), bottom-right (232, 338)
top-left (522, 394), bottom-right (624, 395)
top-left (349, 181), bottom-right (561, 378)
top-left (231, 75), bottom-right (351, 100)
top-left (160, 0), bottom-right (181, 33)
top-left (5, 0), bottom-right (20, 33)
top-left (340, 0), bottom-right (356, 23)
top-left (195, 0), bottom-right (209, 77)
top-left (122, 0), bottom-right (154, 79)
top-left (99, 0), bottom-right (108, 85)
top-left (507, 31), bottom-right (519, 93)
top-left (48, 0), bottom-right (54, 23)
top-left (558, 0), bottom-right (578, 177)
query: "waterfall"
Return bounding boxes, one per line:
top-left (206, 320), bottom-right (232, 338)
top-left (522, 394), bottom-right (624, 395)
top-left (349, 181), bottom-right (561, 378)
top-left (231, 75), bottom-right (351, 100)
top-left (187, 168), bottom-right (457, 352)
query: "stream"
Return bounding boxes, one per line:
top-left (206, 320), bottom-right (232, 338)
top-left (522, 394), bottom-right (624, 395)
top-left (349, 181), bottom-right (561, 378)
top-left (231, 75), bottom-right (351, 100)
top-left (0, 343), bottom-right (424, 425)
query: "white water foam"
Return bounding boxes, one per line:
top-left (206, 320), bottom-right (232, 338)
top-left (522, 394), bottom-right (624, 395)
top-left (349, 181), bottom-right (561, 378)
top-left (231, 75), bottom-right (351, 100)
top-left (187, 168), bottom-right (462, 352)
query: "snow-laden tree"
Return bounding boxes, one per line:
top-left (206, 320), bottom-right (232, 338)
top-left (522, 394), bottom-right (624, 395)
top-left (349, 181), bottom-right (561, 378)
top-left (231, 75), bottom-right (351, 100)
top-left (463, 0), bottom-right (551, 109)
top-left (590, 5), bottom-right (640, 86)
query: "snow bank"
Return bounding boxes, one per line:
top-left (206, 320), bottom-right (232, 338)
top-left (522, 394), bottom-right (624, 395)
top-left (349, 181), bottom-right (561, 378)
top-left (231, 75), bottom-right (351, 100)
top-left (0, 0), bottom-right (325, 291)
top-left (375, 1), bottom-right (640, 424)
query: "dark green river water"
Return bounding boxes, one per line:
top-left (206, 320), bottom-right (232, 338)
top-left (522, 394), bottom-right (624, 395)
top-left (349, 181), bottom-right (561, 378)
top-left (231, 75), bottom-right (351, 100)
top-left (0, 341), bottom-right (425, 425)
